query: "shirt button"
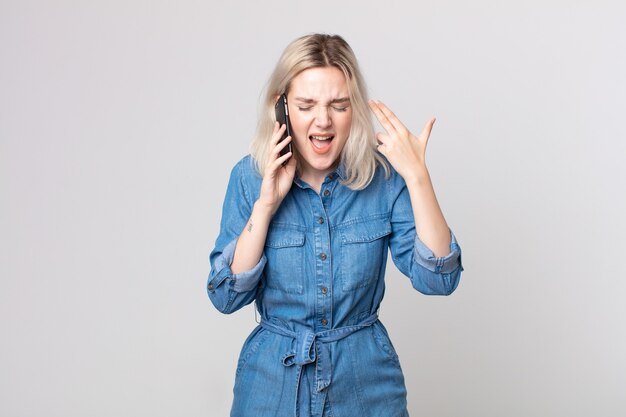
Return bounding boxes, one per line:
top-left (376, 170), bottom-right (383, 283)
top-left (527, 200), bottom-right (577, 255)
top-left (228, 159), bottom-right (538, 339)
top-left (321, 286), bottom-right (328, 294)
top-left (207, 283), bottom-right (214, 291)
top-left (319, 252), bottom-right (327, 261)
top-left (321, 318), bottom-right (328, 326)
top-left (323, 189), bottom-right (331, 197)
top-left (318, 217), bottom-right (325, 224)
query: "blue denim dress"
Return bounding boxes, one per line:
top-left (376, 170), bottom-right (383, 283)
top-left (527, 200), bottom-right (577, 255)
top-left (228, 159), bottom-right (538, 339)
top-left (207, 155), bottom-right (463, 417)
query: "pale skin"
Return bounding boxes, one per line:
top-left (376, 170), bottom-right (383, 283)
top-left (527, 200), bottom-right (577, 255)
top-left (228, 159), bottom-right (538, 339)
top-left (230, 122), bottom-right (296, 275)
top-left (231, 72), bottom-right (451, 274)
top-left (368, 99), bottom-right (451, 257)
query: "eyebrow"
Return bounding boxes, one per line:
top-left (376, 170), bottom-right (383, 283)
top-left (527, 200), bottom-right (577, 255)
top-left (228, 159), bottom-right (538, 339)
top-left (293, 97), bottom-right (350, 104)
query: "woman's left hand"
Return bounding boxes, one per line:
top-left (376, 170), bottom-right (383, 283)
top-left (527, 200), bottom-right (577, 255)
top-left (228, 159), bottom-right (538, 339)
top-left (368, 99), bottom-right (435, 184)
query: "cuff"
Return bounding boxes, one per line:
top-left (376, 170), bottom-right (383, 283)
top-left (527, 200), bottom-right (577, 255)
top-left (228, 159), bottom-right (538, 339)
top-left (208, 238), bottom-right (267, 293)
top-left (414, 229), bottom-right (463, 274)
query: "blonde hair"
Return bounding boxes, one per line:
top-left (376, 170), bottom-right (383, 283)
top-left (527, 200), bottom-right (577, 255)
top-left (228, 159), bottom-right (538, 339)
top-left (250, 33), bottom-right (389, 190)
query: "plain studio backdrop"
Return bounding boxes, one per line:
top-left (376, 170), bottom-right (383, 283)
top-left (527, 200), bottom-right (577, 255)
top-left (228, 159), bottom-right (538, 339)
top-left (1, 1), bottom-right (625, 416)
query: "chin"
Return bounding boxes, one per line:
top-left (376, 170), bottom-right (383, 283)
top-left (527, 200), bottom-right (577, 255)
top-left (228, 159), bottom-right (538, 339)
top-left (294, 142), bottom-right (342, 176)
top-left (308, 154), bottom-right (339, 170)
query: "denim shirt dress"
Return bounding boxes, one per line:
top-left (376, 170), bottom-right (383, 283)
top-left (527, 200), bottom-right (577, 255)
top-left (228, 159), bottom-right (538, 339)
top-left (207, 155), bottom-right (463, 417)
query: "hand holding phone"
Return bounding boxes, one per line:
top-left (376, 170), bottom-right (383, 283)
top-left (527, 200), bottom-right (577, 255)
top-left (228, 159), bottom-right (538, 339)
top-left (274, 94), bottom-right (293, 159)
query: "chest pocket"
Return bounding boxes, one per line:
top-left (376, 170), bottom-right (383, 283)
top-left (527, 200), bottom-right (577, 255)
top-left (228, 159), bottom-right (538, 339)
top-left (264, 225), bottom-right (306, 294)
top-left (338, 217), bottom-right (392, 291)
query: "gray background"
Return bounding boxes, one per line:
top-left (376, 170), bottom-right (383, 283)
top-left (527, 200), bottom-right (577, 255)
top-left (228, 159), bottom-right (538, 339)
top-left (1, 1), bottom-right (625, 416)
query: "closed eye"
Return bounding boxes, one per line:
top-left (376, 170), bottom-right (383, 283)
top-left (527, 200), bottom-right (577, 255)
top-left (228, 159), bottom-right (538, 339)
top-left (297, 107), bottom-right (313, 111)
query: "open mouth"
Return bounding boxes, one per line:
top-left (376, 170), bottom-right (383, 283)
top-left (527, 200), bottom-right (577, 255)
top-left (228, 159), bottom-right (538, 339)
top-left (309, 135), bottom-right (335, 150)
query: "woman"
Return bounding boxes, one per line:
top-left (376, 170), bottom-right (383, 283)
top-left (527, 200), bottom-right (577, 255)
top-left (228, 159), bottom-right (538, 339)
top-left (207, 33), bottom-right (463, 417)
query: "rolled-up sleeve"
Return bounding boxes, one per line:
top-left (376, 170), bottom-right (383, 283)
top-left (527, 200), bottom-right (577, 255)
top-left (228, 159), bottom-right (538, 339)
top-left (414, 229), bottom-right (462, 274)
top-left (388, 169), bottom-right (464, 296)
top-left (410, 229), bottom-right (464, 295)
top-left (207, 158), bottom-right (266, 314)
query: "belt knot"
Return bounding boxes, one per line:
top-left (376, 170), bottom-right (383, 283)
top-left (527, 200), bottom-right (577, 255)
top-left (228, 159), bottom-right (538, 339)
top-left (260, 313), bottom-right (379, 416)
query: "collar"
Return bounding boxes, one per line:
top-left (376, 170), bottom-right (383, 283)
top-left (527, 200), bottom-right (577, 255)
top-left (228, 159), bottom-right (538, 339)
top-left (334, 163), bottom-right (347, 181)
top-left (292, 163), bottom-right (347, 189)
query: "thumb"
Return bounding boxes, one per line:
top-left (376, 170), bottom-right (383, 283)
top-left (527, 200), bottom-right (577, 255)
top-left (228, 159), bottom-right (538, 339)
top-left (420, 117), bottom-right (436, 145)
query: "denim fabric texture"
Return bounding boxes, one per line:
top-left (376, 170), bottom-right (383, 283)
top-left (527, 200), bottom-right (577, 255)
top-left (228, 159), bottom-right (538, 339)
top-left (207, 155), bottom-right (463, 417)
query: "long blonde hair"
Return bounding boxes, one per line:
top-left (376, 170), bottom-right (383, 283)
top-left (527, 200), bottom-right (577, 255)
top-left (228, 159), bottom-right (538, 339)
top-left (250, 34), bottom-right (389, 190)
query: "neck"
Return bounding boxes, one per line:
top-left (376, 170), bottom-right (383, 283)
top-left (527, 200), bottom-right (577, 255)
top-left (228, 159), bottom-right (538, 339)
top-left (299, 172), bottom-right (325, 194)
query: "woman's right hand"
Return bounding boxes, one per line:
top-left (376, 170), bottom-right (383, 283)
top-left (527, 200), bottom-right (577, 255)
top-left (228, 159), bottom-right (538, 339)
top-left (257, 122), bottom-right (297, 215)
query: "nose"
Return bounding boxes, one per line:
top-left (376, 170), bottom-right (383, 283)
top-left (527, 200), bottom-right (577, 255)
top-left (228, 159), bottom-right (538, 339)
top-left (315, 106), bottom-right (332, 128)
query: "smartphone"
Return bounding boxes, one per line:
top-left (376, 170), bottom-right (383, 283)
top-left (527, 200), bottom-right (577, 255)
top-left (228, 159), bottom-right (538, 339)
top-left (274, 94), bottom-right (293, 159)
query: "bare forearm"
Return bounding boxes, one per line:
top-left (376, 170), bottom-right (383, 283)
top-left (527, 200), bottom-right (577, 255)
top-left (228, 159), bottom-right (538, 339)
top-left (366, 100), bottom-right (453, 256)
top-left (230, 201), bottom-right (274, 274)
top-left (406, 171), bottom-right (451, 257)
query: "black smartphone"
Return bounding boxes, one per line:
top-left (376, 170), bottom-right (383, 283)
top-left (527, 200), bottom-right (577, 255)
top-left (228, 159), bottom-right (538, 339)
top-left (274, 94), bottom-right (293, 159)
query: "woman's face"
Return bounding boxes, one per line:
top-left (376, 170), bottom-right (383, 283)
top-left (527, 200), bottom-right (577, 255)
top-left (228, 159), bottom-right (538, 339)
top-left (286, 66), bottom-right (352, 182)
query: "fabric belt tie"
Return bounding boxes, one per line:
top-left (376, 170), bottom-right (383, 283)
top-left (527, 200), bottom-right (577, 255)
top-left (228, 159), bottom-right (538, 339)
top-left (260, 313), bottom-right (379, 417)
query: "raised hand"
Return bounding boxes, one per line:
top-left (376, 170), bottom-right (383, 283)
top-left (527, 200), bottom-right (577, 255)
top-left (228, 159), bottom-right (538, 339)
top-left (257, 122), bottom-right (297, 214)
top-left (368, 99), bottom-right (435, 185)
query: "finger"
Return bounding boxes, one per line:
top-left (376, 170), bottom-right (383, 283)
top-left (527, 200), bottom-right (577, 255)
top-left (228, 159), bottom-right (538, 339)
top-left (272, 151), bottom-right (293, 168)
top-left (282, 151), bottom-right (297, 175)
top-left (368, 100), bottom-right (398, 135)
top-left (272, 136), bottom-right (292, 156)
top-left (265, 149), bottom-right (292, 178)
top-left (271, 121), bottom-right (281, 136)
top-left (286, 152), bottom-right (297, 168)
top-left (270, 123), bottom-right (287, 146)
top-left (376, 143), bottom-right (387, 157)
top-left (375, 132), bottom-right (390, 145)
top-left (273, 123), bottom-right (287, 139)
top-left (373, 100), bottom-right (409, 136)
top-left (419, 117), bottom-right (436, 143)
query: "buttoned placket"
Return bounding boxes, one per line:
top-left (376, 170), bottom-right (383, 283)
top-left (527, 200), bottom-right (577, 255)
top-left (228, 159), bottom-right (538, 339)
top-left (318, 174), bottom-right (336, 330)
top-left (311, 175), bottom-right (337, 332)
top-left (293, 173), bottom-right (339, 334)
top-left (289, 172), bottom-right (339, 417)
